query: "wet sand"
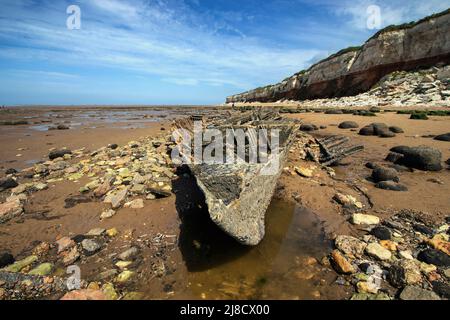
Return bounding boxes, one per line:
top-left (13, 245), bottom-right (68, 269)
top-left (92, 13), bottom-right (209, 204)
top-left (0, 107), bottom-right (449, 300)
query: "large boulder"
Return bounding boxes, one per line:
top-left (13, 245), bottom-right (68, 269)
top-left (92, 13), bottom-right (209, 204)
top-left (338, 121), bottom-right (359, 129)
top-left (394, 146), bottom-right (442, 171)
top-left (371, 167), bottom-right (399, 183)
top-left (433, 132), bottom-right (450, 142)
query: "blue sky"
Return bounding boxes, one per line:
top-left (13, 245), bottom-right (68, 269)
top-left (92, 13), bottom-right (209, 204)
top-left (0, 0), bottom-right (449, 105)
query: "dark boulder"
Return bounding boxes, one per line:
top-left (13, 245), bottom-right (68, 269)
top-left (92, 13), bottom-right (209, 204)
top-left (0, 252), bottom-right (15, 268)
top-left (0, 177), bottom-right (18, 191)
top-left (370, 226), bottom-right (392, 240)
top-left (359, 125), bottom-right (375, 136)
top-left (390, 146), bottom-right (411, 154)
top-left (389, 126), bottom-right (404, 133)
top-left (300, 124), bottom-right (318, 132)
top-left (371, 123), bottom-right (389, 135)
top-left (417, 249), bottom-right (450, 267)
top-left (394, 146), bottom-right (442, 171)
top-left (371, 167), bottom-right (399, 183)
top-left (410, 113), bottom-right (429, 120)
top-left (433, 133), bottom-right (450, 142)
top-left (375, 181), bottom-right (408, 192)
top-left (385, 152), bottom-right (404, 163)
top-left (338, 121), bottom-right (359, 129)
top-left (49, 149), bottom-right (72, 160)
top-left (378, 129), bottom-right (396, 138)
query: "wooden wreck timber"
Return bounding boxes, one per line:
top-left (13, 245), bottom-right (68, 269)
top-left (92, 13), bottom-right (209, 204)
top-left (173, 110), bottom-right (363, 246)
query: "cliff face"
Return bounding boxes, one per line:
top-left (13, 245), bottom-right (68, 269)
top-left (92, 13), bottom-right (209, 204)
top-left (227, 9), bottom-right (450, 103)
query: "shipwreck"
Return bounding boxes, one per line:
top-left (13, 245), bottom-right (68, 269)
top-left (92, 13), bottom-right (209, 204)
top-left (173, 110), bottom-right (363, 246)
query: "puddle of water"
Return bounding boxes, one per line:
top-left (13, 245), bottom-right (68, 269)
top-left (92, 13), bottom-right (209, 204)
top-left (154, 179), bottom-right (335, 300)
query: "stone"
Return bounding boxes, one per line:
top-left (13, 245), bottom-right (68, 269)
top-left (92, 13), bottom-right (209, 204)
top-left (116, 261), bottom-right (133, 269)
top-left (433, 133), bottom-right (450, 142)
top-left (351, 214), bottom-right (380, 225)
top-left (420, 262), bottom-right (437, 274)
top-left (294, 166), bottom-right (313, 178)
top-left (389, 126), bottom-right (404, 133)
top-left (380, 240), bottom-right (397, 251)
top-left (60, 289), bottom-right (107, 300)
top-left (399, 250), bottom-right (414, 260)
top-left (370, 123), bottom-right (389, 135)
top-left (0, 199), bottom-right (23, 223)
top-left (356, 281), bottom-right (378, 294)
top-left (93, 178), bottom-right (113, 198)
top-left (124, 199), bottom-right (145, 209)
top-left (394, 145), bottom-right (442, 171)
top-left (330, 250), bottom-right (355, 274)
top-left (375, 181), bottom-right (408, 192)
top-left (49, 149), bottom-right (72, 160)
top-left (371, 167), bottom-right (399, 183)
top-left (97, 269), bottom-right (118, 281)
top-left (81, 239), bottom-right (101, 256)
top-left (413, 224), bottom-right (434, 236)
top-left (334, 235), bottom-right (367, 258)
top-left (100, 209), bottom-right (116, 220)
top-left (425, 236), bottom-right (450, 255)
top-left (399, 286), bottom-right (440, 300)
top-left (370, 226), bottom-right (392, 240)
top-left (300, 124), bottom-right (317, 132)
top-left (388, 260), bottom-right (422, 288)
top-left (106, 228), bottom-right (119, 237)
top-left (86, 228), bottom-right (106, 237)
top-left (56, 237), bottom-right (75, 254)
top-left (115, 270), bottom-right (135, 283)
top-left (333, 193), bottom-right (363, 209)
top-left (62, 246), bottom-right (80, 266)
top-left (444, 269), bottom-right (450, 279)
top-left (3, 255), bottom-right (38, 272)
top-left (0, 177), bottom-right (18, 191)
top-left (28, 263), bottom-right (53, 276)
top-left (0, 252), bottom-right (14, 268)
top-left (338, 121), bottom-right (359, 129)
top-left (431, 281), bottom-right (450, 299)
top-left (118, 247), bottom-right (139, 261)
top-left (417, 249), bottom-right (450, 267)
top-left (385, 152), bottom-right (404, 163)
top-left (378, 129), bottom-right (396, 138)
top-left (365, 243), bottom-right (392, 261)
top-left (64, 194), bottom-right (91, 208)
top-left (130, 184), bottom-right (146, 194)
top-left (359, 125), bottom-right (375, 136)
top-left (350, 292), bottom-right (391, 300)
top-left (109, 188), bottom-right (128, 209)
top-left (102, 283), bottom-right (119, 300)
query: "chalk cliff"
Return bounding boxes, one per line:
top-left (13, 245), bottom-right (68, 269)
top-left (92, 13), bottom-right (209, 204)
top-left (226, 9), bottom-right (450, 103)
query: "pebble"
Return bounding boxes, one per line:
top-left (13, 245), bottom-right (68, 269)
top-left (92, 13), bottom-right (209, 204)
top-left (85, 228), bottom-right (106, 237)
top-left (365, 243), bottom-right (392, 261)
top-left (351, 214), bottom-right (380, 225)
top-left (399, 286), bottom-right (440, 300)
top-left (106, 228), bottom-right (119, 237)
top-left (334, 235), bottom-right (367, 258)
top-left (56, 237), bottom-right (75, 254)
top-left (102, 283), bottom-right (119, 300)
top-left (294, 166), bottom-right (314, 178)
top-left (115, 270), bottom-right (135, 283)
top-left (118, 247), bottom-right (139, 261)
top-left (81, 239), bottom-right (102, 256)
top-left (124, 199), bottom-right (145, 209)
top-left (100, 209), bottom-right (116, 220)
top-left (370, 226), bottom-right (392, 240)
top-left (330, 250), bottom-right (356, 274)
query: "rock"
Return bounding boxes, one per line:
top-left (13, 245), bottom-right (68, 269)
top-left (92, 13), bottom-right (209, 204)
top-left (365, 243), bottom-right (391, 261)
top-left (370, 226), bottom-right (392, 240)
top-left (399, 286), bottom-right (440, 300)
top-left (389, 126), bottom-right (404, 133)
top-left (444, 269), bottom-right (450, 279)
top-left (28, 263), bottom-right (53, 276)
top-left (378, 129), bottom-right (396, 138)
top-left (130, 184), bottom-right (145, 194)
top-left (399, 250), bottom-right (414, 260)
top-left (0, 177), bottom-right (18, 191)
top-left (294, 166), bottom-right (314, 178)
top-left (115, 270), bottom-right (135, 283)
top-left (333, 193), bottom-right (363, 209)
top-left (108, 143), bottom-right (118, 150)
top-left (116, 261), bottom-right (133, 269)
top-left (394, 146), bottom-right (442, 171)
top-left (370, 123), bottom-right (389, 135)
top-left (60, 289), bottom-right (107, 300)
top-left (118, 247), bottom-right (139, 261)
top-left (425, 235), bottom-right (450, 255)
top-left (431, 281), bottom-right (450, 299)
top-left (375, 181), bottom-right (408, 192)
top-left (56, 237), bottom-right (75, 254)
top-left (0, 252), bottom-right (15, 268)
top-left (300, 124), bottom-right (318, 132)
top-left (350, 292), bottom-right (391, 300)
top-left (433, 132), bottom-right (450, 142)
top-left (388, 260), bottom-right (422, 288)
top-left (106, 228), bottom-right (119, 237)
top-left (330, 250), bottom-right (356, 274)
top-left (102, 283), bottom-right (119, 300)
top-left (351, 214), bottom-right (380, 225)
top-left (371, 167), bottom-right (399, 183)
top-left (62, 246), bottom-right (80, 266)
top-left (334, 235), bottom-right (367, 258)
top-left (85, 228), bottom-right (106, 237)
top-left (410, 113), bottom-right (429, 120)
top-left (56, 124), bottom-right (70, 130)
top-left (97, 269), bottom-right (118, 281)
top-left (359, 125), bottom-right (375, 136)
top-left (5, 168), bottom-right (18, 175)
top-left (413, 224), bottom-right (434, 236)
top-left (81, 239), bottom-right (101, 256)
top-left (338, 121), bottom-right (359, 129)
top-left (93, 178), bottom-right (113, 198)
top-left (100, 209), bottom-right (116, 220)
top-left (417, 249), bottom-right (450, 267)
top-left (0, 199), bottom-right (23, 223)
top-left (124, 199), bottom-right (144, 209)
top-left (64, 194), bottom-right (92, 208)
top-left (356, 281), bottom-right (378, 294)
top-left (385, 152), bottom-right (404, 163)
top-left (109, 188), bottom-right (128, 209)
top-left (3, 255), bottom-right (38, 272)
top-left (49, 149), bottom-right (72, 160)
